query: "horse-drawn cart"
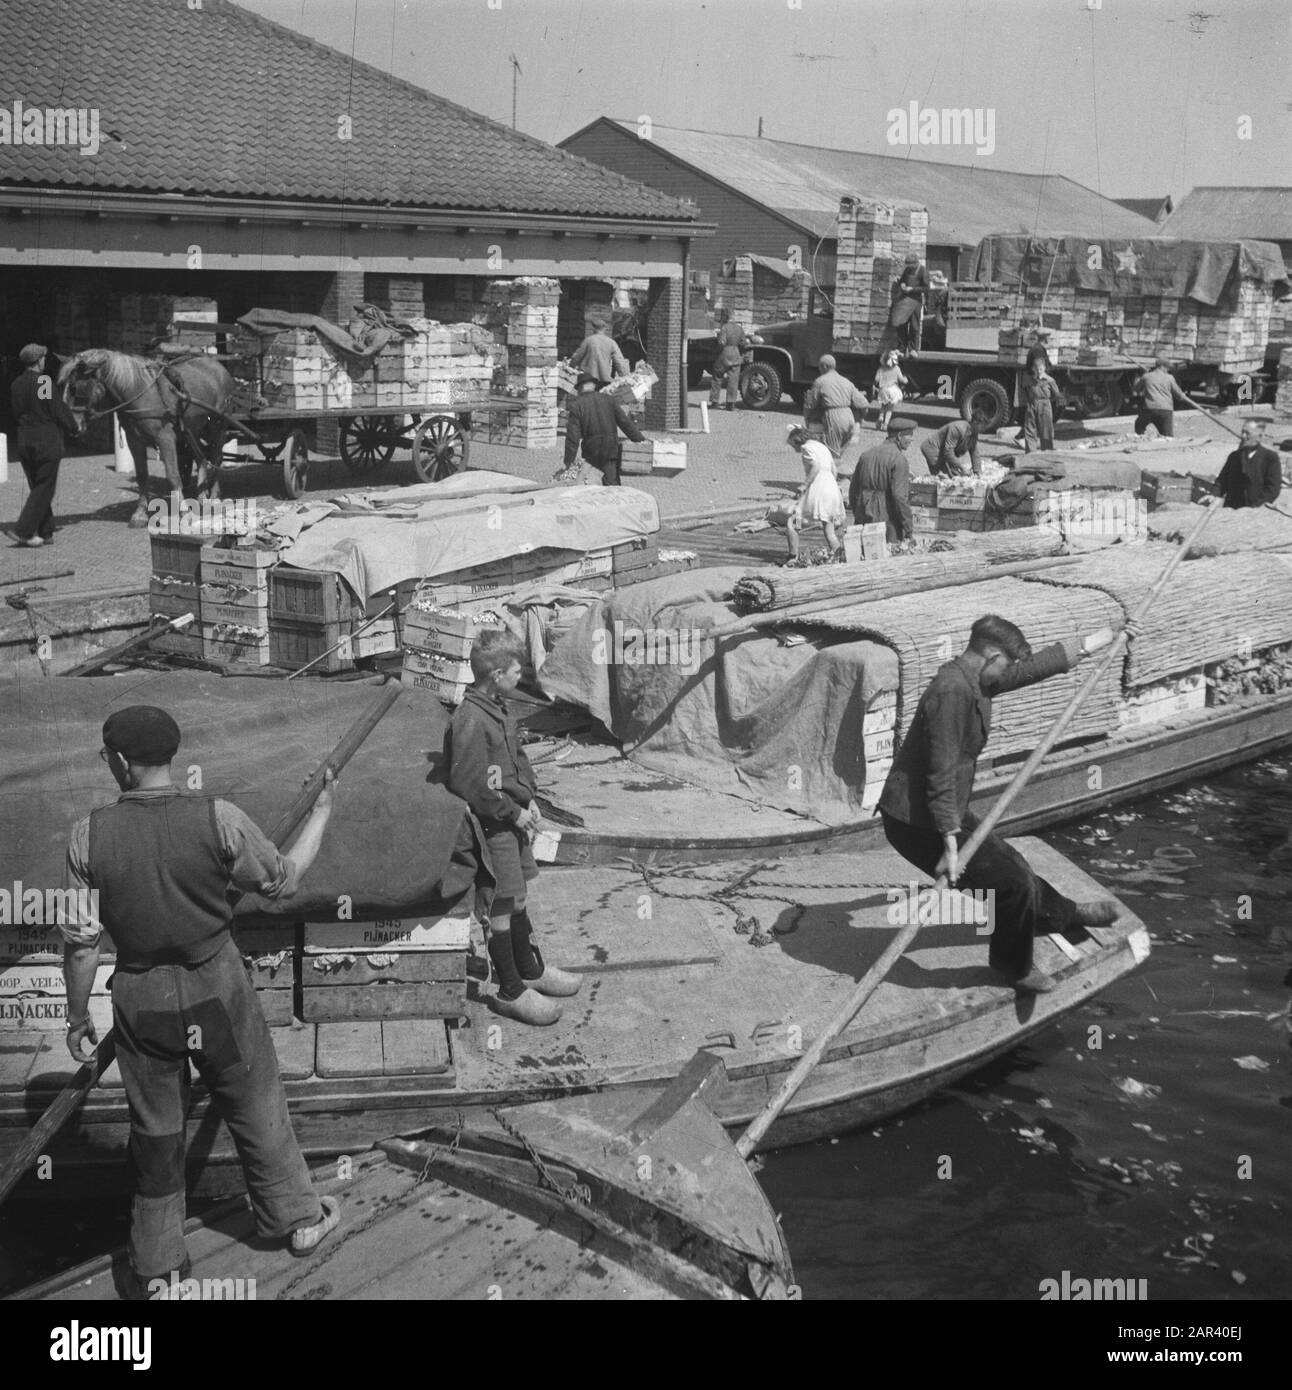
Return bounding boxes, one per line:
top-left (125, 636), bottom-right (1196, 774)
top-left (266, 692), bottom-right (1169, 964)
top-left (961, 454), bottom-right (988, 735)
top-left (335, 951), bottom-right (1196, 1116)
top-left (209, 396), bottom-right (525, 501)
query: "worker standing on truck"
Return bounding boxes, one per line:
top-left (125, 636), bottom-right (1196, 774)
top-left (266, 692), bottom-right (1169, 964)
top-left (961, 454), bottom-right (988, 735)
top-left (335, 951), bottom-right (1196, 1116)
top-left (849, 417), bottom-right (916, 544)
top-left (710, 313), bottom-right (751, 411)
top-left (1020, 357), bottom-right (1061, 452)
top-left (803, 354), bottom-right (868, 462)
top-left (1132, 356), bottom-right (1189, 438)
top-left (569, 318), bottom-right (629, 389)
top-left (890, 253), bottom-right (930, 357)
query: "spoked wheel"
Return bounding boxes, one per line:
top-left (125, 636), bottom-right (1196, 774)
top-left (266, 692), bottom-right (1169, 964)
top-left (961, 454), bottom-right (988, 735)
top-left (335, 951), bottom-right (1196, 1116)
top-left (412, 414), bottom-right (470, 482)
top-left (280, 429), bottom-right (309, 499)
top-left (339, 415), bottom-right (397, 473)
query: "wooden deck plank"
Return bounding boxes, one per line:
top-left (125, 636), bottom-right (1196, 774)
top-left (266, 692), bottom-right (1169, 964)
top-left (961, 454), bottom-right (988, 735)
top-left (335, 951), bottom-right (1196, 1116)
top-left (270, 1022), bottom-right (317, 1081)
top-left (0, 1031), bottom-right (43, 1091)
top-left (314, 1021), bottom-right (385, 1078)
top-left (381, 1019), bottom-right (451, 1076)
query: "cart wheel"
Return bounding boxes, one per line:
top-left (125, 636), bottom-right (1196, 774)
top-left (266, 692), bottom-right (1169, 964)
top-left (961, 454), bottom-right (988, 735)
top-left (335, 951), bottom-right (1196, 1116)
top-left (280, 429), bottom-right (309, 499)
top-left (340, 415), bottom-right (397, 472)
top-left (412, 415), bottom-right (470, 482)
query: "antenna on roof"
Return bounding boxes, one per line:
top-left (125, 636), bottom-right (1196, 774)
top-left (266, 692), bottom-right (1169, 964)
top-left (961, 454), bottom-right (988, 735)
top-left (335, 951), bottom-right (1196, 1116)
top-left (510, 54), bottom-right (523, 130)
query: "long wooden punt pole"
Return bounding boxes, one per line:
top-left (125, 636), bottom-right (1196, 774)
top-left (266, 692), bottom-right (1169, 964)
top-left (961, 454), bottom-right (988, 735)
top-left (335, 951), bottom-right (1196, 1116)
top-left (707, 556), bottom-right (1081, 641)
top-left (735, 498), bottom-right (1223, 1158)
top-left (0, 680), bottom-right (403, 1208)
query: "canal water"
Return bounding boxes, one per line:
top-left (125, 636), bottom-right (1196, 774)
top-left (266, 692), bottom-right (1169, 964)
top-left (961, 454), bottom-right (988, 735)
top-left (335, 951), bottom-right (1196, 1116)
top-left (1, 753), bottom-right (1288, 1300)
top-left (760, 752), bottom-right (1292, 1302)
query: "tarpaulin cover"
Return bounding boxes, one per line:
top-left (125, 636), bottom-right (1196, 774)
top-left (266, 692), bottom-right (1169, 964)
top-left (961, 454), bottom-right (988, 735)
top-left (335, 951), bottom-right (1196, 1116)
top-left (236, 307), bottom-right (413, 364)
top-left (970, 237), bottom-right (1291, 308)
top-left (537, 567), bottom-right (901, 826)
top-left (272, 476), bottom-right (660, 603)
top-left (721, 254), bottom-right (797, 281)
top-left (0, 673), bottom-right (484, 949)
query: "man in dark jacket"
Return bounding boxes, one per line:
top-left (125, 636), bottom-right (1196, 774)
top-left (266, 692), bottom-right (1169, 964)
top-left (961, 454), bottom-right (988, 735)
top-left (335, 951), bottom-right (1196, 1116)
top-left (1213, 419), bottom-right (1281, 509)
top-left (878, 614), bottom-right (1121, 992)
top-left (9, 343), bottom-right (78, 546)
top-left (849, 417), bottom-right (916, 542)
top-left (563, 374), bottom-right (646, 485)
top-left (62, 706), bottom-right (340, 1297)
top-left (448, 631), bottom-right (580, 1026)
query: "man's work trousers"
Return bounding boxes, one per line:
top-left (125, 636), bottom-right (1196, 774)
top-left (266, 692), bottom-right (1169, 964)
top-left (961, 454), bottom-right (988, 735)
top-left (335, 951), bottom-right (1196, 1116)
top-left (15, 432), bottom-right (61, 541)
top-left (710, 364), bottom-right (741, 407)
top-left (111, 936), bottom-right (320, 1280)
top-left (880, 810), bottom-right (1078, 978)
top-left (585, 447), bottom-right (622, 486)
top-left (1134, 408), bottom-right (1173, 438)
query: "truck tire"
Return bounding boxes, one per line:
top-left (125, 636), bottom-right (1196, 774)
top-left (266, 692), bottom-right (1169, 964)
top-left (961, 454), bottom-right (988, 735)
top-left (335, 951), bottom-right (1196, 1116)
top-left (741, 362), bottom-right (783, 410)
top-left (1072, 379), bottom-right (1124, 419)
top-left (959, 377), bottom-right (1010, 434)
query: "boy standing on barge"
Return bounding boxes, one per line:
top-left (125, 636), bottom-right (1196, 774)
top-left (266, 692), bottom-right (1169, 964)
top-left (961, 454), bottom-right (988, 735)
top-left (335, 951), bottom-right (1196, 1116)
top-left (448, 631), bottom-right (581, 1025)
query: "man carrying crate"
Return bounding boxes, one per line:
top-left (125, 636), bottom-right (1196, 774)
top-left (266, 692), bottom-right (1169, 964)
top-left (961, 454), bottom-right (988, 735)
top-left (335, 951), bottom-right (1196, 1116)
top-left (562, 373), bottom-right (646, 486)
top-left (61, 706), bottom-right (341, 1298)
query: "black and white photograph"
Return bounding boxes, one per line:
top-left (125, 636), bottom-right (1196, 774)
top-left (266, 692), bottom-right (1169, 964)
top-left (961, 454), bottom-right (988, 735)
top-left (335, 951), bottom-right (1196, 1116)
top-left (0, 0), bottom-right (1287, 1350)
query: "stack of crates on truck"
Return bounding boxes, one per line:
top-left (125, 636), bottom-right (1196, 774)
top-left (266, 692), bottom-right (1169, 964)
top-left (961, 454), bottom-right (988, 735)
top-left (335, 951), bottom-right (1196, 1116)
top-left (962, 236), bottom-right (1287, 373)
top-left (833, 197), bottom-right (930, 356)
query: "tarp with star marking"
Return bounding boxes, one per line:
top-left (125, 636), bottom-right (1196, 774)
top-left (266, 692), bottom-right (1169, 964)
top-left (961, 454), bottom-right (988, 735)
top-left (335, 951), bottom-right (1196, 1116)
top-left (969, 237), bottom-right (1290, 308)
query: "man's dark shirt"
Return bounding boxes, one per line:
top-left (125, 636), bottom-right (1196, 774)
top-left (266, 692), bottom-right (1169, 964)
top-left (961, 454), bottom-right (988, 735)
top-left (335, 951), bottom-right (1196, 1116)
top-left (563, 390), bottom-right (645, 466)
top-left (11, 367), bottom-right (76, 440)
top-left (1214, 444), bottom-right (1281, 509)
top-left (878, 641), bottom-right (1077, 834)
top-left (849, 440), bottom-right (913, 541)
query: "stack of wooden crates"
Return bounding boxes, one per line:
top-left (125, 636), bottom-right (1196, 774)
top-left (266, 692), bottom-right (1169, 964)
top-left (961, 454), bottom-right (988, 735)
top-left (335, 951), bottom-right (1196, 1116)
top-left (833, 197), bottom-right (930, 356)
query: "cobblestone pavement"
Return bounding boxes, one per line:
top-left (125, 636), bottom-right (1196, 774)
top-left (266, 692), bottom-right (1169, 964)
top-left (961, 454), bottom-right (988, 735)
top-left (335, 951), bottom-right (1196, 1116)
top-left (0, 387), bottom-right (1264, 605)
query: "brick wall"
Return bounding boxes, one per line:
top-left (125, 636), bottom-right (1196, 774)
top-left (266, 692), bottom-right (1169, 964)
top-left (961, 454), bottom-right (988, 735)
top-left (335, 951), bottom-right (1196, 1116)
top-left (644, 275), bottom-right (684, 431)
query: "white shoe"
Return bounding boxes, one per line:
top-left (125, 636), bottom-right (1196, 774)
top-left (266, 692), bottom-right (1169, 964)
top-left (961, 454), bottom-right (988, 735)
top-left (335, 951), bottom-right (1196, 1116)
top-left (493, 988), bottom-right (562, 1026)
top-left (522, 965), bottom-right (582, 998)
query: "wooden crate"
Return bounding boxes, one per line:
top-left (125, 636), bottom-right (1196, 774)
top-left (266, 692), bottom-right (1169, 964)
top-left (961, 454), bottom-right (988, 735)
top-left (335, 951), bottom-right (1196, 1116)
top-left (149, 581), bottom-right (200, 622)
top-left (269, 618), bottom-right (354, 673)
top-left (150, 533), bottom-right (206, 583)
top-left (302, 982), bottom-right (465, 1022)
top-left (151, 630), bottom-right (205, 660)
top-left (1140, 470), bottom-right (1195, 508)
top-left (203, 622), bottom-right (271, 666)
top-left (301, 915), bottom-right (468, 1021)
top-left (401, 670), bottom-right (469, 703)
top-left (271, 567), bottom-right (364, 625)
top-left (0, 960), bottom-right (112, 1031)
top-left (402, 648), bottom-right (473, 684)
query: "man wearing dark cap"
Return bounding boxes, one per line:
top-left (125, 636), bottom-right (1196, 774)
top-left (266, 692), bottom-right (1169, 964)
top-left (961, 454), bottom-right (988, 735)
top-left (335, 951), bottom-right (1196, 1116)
top-left (890, 253), bottom-right (930, 357)
top-left (8, 343), bottom-right (78, 547)
top-left (61, 706), bottom-right (341, 1296)
top-left (878, 613), bottom-right (1122, 993)
top-left (850, 417), bottom-right (917, 543)
top-left (569, 318), bottom-right (629, 389)
top-left (1132, 356), bottom-right (1189, 438)
top-left (562, 373), bottom-right (646, 486)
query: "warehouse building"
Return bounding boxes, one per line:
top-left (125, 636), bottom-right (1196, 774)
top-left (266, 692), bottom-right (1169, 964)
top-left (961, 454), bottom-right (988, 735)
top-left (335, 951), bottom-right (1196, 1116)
top-left (0, 0), bottom-right (708, 442)
top-left (560, 119), bottom-right (1159, 296)
top-left (1160, 188), bottom-right (1292, 264)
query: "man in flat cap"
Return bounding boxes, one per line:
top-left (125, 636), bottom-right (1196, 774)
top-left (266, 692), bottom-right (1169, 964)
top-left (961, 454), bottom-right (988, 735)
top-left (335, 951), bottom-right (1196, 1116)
top-left (1132, 356), bottom-right (1190, 439)
top-left (850, 417), bottom-right (917, 544)
top-left (8, 343), bottom-right (78, 548)
top-left (803, 354), bottom-right (868, 474)
top-left (61, 706), bottom-right (340, 1297)
top-left (562, 372), bottom-right (646, 486)
top-left (890, 253), bottom-right (930, 358)
top-left (569, 317), bottom-right (630, 389)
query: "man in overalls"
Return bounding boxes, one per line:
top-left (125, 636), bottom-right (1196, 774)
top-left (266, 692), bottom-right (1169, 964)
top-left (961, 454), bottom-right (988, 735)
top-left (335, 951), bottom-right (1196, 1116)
top-left (62, 706), bottom-right (340, 1297)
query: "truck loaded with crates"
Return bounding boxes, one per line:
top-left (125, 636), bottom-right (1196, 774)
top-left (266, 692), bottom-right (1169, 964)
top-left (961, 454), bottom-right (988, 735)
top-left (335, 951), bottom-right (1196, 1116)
top-left (689, 199), bottom-right (1290, 432)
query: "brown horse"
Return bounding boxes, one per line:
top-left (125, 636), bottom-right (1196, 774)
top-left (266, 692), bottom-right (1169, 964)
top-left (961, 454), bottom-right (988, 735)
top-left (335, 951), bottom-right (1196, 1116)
top-left (59, 350), bottom-right (234, 527)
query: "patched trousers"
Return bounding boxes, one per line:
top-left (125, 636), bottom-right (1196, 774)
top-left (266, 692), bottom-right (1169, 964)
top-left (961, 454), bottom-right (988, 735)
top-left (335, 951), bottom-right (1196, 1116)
top-left (111, 935), bottom-right (321, 1279)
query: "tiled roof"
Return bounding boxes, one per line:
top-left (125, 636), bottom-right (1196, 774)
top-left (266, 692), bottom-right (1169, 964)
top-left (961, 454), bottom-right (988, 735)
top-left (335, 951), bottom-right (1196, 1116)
top-left (566, 121), bottom-right (1158, 247)
top-left (0, 0), bottom-right (698, 222)
top-left (1161, 188), bottom-right (1292, 244)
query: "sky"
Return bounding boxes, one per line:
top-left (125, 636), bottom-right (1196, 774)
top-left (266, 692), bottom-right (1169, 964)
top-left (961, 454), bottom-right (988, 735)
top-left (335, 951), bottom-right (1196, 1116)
top-left (235, 0), bottom-right (1292, 202)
